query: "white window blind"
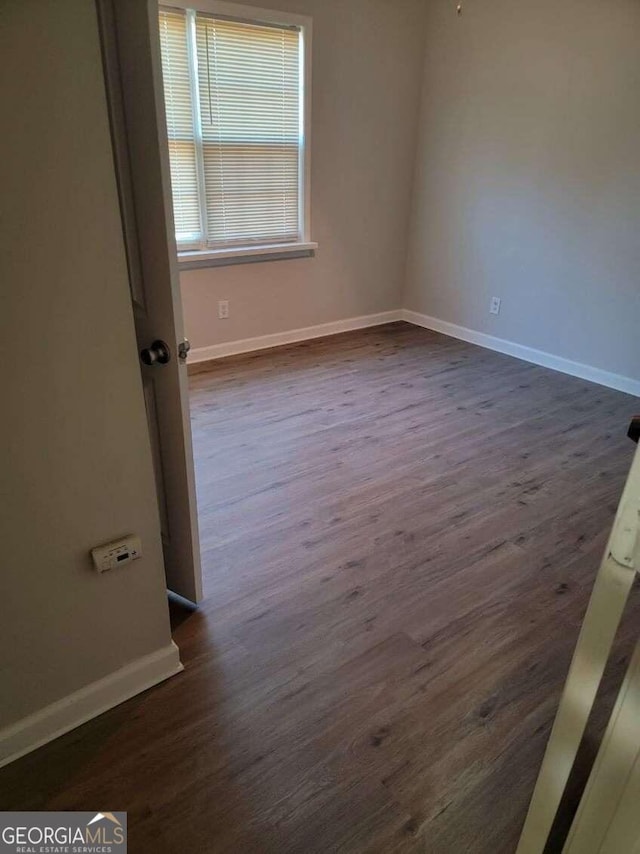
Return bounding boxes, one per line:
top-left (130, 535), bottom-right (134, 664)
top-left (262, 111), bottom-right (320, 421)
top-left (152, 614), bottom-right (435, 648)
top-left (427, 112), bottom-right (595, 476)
top-left (158, 6), bottom-right (306, 252)
top-left (158, 10), bottom-right (202, 245)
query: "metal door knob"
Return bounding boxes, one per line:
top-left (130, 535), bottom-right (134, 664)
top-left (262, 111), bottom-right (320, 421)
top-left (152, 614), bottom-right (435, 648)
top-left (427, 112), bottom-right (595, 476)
top-left (178, 339), bottom-right (191, 362)
top-left (140, 340), bottom-right (171, 366)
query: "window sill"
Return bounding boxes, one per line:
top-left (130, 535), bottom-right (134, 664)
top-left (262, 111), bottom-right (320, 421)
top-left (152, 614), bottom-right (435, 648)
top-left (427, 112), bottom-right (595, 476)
top-left (178, 241), bottom-right (318, 270)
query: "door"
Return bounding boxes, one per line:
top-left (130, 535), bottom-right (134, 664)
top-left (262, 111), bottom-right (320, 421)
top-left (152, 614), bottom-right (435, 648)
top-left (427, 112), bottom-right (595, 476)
top-left (97, 0), bottom-right (203, 603)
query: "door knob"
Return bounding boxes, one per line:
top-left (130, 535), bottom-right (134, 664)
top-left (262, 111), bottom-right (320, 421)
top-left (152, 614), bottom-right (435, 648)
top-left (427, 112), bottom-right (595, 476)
top-left (178, 339), bottom-right (191, 362)
top-left (140, 340), bottom-right (171, 366)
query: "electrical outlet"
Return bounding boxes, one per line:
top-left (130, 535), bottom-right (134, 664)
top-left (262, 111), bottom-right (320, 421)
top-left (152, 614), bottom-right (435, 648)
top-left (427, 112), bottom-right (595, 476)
top-left (218, 299), bottom-right (229, 320)
top-left (490, 296), bottom-right (501, 316)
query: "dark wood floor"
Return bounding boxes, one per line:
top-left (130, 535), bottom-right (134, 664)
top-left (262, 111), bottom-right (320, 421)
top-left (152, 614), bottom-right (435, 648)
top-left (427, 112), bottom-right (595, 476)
top-left (2, 322), bottom-right (639, 853)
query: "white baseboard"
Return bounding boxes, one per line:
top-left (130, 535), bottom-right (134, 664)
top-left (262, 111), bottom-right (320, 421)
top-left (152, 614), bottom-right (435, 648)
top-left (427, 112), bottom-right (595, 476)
top-left (401, 309), bottom-right (640, 398)
top-left (0, 642), bottom-right (183, 768)
top-left (189, 307), bottom-right (639, 397)
top-left (188, 310), bottom-right (403, 364)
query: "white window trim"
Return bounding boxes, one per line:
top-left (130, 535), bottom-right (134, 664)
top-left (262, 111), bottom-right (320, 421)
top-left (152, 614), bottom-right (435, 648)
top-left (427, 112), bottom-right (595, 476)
top-left (178, 240), bottom-right (318, 269)
top-left (162, 0), bottom-right (315, 267)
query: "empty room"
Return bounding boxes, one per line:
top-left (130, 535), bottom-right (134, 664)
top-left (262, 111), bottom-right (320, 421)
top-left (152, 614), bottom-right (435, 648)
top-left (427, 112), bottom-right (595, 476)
top-left (2, 0), bottom-right (640, 852)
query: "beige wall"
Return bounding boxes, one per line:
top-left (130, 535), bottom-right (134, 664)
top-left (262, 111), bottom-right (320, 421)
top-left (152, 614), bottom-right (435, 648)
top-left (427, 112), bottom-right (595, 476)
top-left (180, 0), bottom-right (428, 350)
top-left (0, 1), bottom-right (173, 729)
top-left (404, 0), bottom-right (640, 381)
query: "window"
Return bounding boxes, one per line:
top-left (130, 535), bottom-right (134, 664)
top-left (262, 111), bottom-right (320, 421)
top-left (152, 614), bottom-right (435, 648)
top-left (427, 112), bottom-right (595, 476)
top-left (158, 3), bottom-right (315, 265)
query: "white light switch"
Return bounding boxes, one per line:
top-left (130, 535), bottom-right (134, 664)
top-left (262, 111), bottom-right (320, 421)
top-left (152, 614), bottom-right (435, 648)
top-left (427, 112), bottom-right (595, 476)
top-left (91, 535), bottom-right (142, 573)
